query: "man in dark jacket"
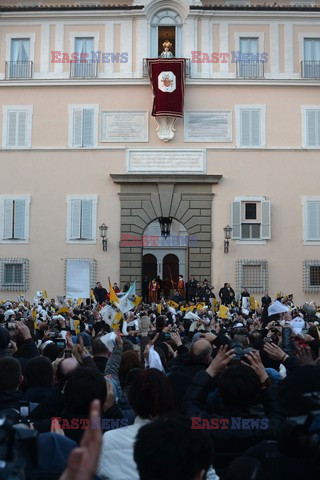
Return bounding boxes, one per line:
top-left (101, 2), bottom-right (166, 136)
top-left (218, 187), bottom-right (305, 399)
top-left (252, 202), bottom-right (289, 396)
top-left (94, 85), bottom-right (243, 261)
top-left (187, 276), bottom-right (198, 302)
top-left (183, 347), bottom-right (285, 473)
top-left (167, 338), bottom-right (213, 406)
top-left (93, 282), bottom-right (108, 304)
top-left (219, 283), bottom-right (235, 305)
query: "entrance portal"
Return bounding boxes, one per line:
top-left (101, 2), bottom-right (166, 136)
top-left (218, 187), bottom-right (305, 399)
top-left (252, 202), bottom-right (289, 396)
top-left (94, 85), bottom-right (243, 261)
top-left (142, 253), bottom-right (157, 282)
top-left (142, 219), bottom-right (187, 290)
top-left (111, 173), bottom-right (220, 293)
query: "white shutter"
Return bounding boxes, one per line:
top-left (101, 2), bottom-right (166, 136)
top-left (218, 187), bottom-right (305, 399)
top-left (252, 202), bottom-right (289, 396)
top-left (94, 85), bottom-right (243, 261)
top-left (17, 111), bottom-right (27, 147)
top-left (13, 199), bottom-right (26, 239)
top-left (82, 109), bottom-right (94, 147)
top-left (3, 199), bottom-right (13, 239)
top-left (261, 200), bottom-right (271, 239)
top-left (307, 200), bottom-right (320, 241)
top-left (7, 111), bottom-right (17, 147)
top-left (231, 201), bottom-right (241, 239)
top-left (240, 109), bottom-right (262, 147)
top-left (240, 109), bottom-right (250, 146)
top-left (73, 109), bottom-right (83, 147)
top-left (306, 109), bottom-right (320, 147)
top-left (251, 109), bottom-right (261, 147)
top-left (70, 199), bottom-right (81, 239)
top-left (81, 200), bottom-right (93, 239)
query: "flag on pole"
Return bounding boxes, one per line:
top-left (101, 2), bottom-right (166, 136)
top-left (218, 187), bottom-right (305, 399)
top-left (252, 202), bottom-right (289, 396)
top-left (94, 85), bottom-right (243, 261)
top-left (108, 278), bottom-right (120, 305)
top-left (118, 281), bottom-right (136, 313)
top-left (133, 295), bottom-right (142, 307)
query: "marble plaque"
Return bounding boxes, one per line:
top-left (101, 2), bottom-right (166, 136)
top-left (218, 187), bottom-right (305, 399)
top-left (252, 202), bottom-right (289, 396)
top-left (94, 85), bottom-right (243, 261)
top-left (101, 111), bottom-right (148, 142)
top-left (185, 111), bottom-right (232, 142)
top-left (127, 149), bottom-right (206, 173)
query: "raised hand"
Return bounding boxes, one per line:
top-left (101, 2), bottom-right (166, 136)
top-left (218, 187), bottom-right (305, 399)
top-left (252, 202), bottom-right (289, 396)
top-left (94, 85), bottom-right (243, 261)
top-left (206, 345), bottom-right (235, 377)
top-left (242, 350), bottom-right (268, 383)
top-left (263, 342), bottom-right (287, 362)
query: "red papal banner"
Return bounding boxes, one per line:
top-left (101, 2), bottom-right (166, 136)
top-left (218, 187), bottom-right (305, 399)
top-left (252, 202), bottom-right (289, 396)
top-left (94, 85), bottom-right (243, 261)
top-left (147, 58), bottom-right (185, 118)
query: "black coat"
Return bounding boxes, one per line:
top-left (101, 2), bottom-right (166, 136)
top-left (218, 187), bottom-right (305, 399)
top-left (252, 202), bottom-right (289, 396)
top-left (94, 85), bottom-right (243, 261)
top-left (94, 286), bottom-right (108, 304)
top-left (182, 370), bottom-right (286, 473)
top-left (219, 287), bottom-right (235, 305)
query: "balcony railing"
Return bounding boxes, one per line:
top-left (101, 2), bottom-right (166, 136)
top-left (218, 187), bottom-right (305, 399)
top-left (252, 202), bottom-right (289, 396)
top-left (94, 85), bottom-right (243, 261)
top-left (5, 61), bottom-right (33, 79)
top-left (143, 58), bottom-right (191, 78)
top-left (236, 61), bottom-right (264, 79)
top-left (301, 61), bottom-right (320, 78)
top-left (70, 60), bottom-right (98, 78)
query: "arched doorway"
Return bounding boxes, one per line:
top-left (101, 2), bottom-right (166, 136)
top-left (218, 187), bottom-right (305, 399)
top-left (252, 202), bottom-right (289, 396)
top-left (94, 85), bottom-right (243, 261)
top-left (142, 254), bottom-right (157, 282)
top-left (163, 253), bottom-right (179, 297)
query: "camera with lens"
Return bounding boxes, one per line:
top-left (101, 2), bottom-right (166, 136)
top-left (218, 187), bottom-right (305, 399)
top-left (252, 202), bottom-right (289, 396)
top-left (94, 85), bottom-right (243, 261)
top-left (0, 411), bottom-right (38, 480)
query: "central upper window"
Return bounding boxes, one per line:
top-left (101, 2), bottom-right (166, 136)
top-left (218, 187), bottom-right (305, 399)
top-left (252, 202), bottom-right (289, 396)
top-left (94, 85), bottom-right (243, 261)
top-left (150, 9), bottom-right (182, 58)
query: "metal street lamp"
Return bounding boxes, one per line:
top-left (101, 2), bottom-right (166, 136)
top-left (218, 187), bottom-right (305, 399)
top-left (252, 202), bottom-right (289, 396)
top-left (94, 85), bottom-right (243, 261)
top-left (158, 217), bottom-right (173, 238)
top-left (223, 224), bottom-right (232, 253)
top-left (99, 223), bottom-right (108, 251)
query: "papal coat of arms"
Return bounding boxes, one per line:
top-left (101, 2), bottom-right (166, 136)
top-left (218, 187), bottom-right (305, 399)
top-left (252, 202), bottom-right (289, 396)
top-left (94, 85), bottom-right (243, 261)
top-left (158, 71), bottom-right (176, 93)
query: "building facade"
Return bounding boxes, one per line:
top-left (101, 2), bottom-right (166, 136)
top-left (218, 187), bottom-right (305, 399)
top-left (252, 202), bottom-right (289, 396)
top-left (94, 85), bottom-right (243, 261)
top-left (0, 0), bottom-right (320, 304)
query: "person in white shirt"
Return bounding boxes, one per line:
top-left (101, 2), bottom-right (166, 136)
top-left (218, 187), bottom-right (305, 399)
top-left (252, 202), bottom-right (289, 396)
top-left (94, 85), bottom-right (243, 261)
top-left (97, 368), bottom-right (175, 480)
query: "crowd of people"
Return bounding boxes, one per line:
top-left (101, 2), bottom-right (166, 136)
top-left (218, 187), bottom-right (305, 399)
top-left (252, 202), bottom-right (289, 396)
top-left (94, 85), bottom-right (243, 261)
top-left (0, 279), bottom-right (319, 480)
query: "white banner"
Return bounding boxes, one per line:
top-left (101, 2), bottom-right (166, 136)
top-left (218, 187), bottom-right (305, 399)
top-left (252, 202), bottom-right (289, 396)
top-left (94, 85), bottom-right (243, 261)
top-left (66, 260), bottom-right (90, 299)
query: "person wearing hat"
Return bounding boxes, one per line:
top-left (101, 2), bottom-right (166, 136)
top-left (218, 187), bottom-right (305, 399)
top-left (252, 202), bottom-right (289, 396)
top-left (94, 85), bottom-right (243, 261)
top-left (267, 302), bottom-right (289, 318)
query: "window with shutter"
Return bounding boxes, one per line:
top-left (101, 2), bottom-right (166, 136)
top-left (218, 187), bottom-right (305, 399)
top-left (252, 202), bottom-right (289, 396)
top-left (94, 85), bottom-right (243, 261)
top-left (232, 197), bottom-right (271, 242)
top-left (306, 200), bottom-right (320, 241)
top-left (0, 197), bottom-right (29, 242)
top-left (67, 196), bottom-right (97, 243)
top-left (240, 109), bottom-right (261, 146)
top-left (306, 109), bottom-right (320, 147)
top-left (7, 111), bottom-right (27, 147)
top-left (69, 105), bottom-right (98, 148)
top-left (3, 106), bottom-right (32, 148)
top-left (236, 105), bottom-right (265, 148)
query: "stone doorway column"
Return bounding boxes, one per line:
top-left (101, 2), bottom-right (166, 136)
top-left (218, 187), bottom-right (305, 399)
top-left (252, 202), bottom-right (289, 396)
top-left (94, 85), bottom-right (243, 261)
top-left (110, 174), bottom-right (222, 293)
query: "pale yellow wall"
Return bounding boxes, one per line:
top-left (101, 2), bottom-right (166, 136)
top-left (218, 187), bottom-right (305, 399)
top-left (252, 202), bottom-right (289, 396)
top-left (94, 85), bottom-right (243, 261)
top-left (0, 6), bottom-right (319, 304)
top-left (0, 146), bottom-right (318, 304)
top-left (0, 84), bottom-right (317, 148)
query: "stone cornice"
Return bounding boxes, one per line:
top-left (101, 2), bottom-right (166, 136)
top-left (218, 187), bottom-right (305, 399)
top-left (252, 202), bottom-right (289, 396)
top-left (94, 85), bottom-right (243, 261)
top-left (110, 174), bottom-right (222, 183)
